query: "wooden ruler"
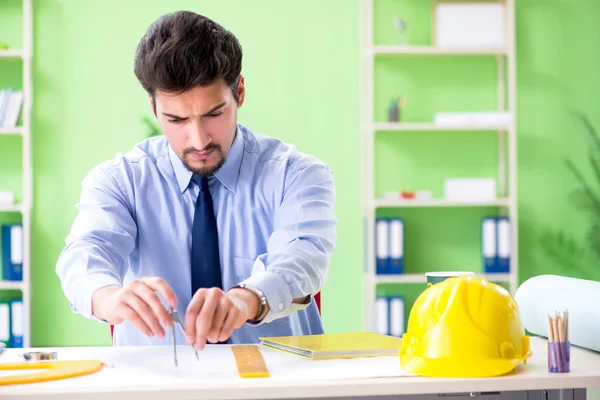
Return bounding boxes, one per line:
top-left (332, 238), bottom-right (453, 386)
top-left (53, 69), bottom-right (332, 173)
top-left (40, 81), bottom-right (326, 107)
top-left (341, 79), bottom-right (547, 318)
top-left (231, 345), bottom-right (270, 378)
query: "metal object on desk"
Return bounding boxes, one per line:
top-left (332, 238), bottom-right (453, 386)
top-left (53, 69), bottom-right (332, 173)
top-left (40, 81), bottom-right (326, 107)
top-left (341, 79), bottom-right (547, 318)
top-left (169, 308), bottom-right (199, 366)
top-left (22, 351), bottom-right (58, 361)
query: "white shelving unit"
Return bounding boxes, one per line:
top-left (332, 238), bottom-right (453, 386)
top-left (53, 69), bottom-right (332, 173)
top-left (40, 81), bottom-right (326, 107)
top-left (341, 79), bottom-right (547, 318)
top-left (0, 0), bottom-right (33, 347)
top-left (372, 122), bottom-right (511, 132)
top-left (360, 0), bottom-right (518, 332)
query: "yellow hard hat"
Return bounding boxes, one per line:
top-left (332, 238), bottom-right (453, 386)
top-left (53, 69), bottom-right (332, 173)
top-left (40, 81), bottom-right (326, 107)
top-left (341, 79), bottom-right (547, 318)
top-left (399, 275), bottom-right (532, 378)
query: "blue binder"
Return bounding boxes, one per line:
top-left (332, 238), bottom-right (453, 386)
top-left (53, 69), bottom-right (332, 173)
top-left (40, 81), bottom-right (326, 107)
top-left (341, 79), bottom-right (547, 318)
top-left (375, 296), bottom-right (389, 335)
top-left (481, 217), bottom-right (497, 272)
top-left (481, 217), bottom-right (511, 273)
top-left (10, 299), bottom-right (23, 348)
top-left (388, 218), bottom-right (404, 274)
top-left (0, 300), bottom-right (9, 347)
top-left (375, 218), bottom-right (390, 274)
top-left (388, 296), bottom-right (405, 337)
top-left (495, 216), bottom-right (510, 273)
top-left (1, 224), bottom-right (23, 281)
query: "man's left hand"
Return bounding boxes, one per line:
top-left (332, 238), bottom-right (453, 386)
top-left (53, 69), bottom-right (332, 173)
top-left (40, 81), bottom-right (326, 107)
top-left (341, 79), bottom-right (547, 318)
top-left (184, 287), bottom-right (260, 349)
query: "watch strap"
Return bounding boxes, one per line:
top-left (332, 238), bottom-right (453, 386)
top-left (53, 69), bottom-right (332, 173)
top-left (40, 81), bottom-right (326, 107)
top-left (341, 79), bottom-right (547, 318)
top-left (234, 284), bottom-right (268, 322)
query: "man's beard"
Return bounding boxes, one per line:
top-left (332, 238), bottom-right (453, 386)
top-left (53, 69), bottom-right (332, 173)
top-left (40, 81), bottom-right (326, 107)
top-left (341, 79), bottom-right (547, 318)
top-left (182, 144), bottom-right (226, 177)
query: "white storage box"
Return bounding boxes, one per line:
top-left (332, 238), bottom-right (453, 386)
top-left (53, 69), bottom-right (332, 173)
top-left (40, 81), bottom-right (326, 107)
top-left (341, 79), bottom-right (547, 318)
top-left (444, 178), bottom-right (496, 201)
top-left (0, 191), bottom-right (15, 205)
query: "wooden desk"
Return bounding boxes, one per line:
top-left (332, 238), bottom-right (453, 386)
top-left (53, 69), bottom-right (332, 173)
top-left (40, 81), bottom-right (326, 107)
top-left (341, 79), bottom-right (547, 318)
top-left (0, 337), bottom-right (599, 400)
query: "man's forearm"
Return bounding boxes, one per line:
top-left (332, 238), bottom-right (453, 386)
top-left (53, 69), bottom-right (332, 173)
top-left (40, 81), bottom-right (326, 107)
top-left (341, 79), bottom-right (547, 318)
top-left (91, 285), bottom-right (122, 322)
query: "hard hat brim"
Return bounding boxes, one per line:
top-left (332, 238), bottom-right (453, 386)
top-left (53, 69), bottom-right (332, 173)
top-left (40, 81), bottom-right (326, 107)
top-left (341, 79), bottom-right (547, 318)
top-left (400, 352), bottom-right (531, 378)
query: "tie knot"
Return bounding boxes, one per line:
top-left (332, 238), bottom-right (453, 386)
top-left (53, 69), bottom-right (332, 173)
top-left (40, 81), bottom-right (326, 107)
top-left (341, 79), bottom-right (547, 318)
top-left (192, 175), bottom-right (209, 192)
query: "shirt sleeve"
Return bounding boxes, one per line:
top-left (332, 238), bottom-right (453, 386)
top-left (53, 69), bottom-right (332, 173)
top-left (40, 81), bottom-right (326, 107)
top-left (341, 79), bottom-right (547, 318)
top-left (55, 164), bottom-right (137, 322)
top-left (239, 161), bottom-right (337, 324)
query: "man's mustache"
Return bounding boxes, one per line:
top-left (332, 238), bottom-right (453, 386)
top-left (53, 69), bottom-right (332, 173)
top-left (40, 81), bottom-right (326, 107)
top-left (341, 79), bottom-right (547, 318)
top-left (183, 143), bottom-right (221, 155)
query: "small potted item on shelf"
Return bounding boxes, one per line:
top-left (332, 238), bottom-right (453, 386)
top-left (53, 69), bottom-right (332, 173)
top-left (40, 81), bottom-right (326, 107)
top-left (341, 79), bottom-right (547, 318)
top-left (381, 189), bottom-right (432, 200)
top-left (387, 96), bottom-right (407, 122)
top-left (0, 41), bottom-right (8, 50)
top-left (400, 191), bottom-right (415, 199)
top-left (392, 17), bottom-right (407, 45)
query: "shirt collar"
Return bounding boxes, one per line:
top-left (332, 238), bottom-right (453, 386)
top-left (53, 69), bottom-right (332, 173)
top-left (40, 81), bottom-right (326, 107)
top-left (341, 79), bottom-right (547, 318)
top-left (169, 124), bottom-right (244, 194)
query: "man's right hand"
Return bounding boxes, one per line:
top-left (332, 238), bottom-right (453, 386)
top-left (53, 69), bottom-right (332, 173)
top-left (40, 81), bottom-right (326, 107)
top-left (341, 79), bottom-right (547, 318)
top-left (91, 277), bottom-right (178, 338)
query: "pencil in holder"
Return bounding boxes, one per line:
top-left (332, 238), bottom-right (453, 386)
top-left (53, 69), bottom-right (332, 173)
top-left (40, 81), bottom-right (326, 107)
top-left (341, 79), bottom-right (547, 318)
top-left (548, 341), bottom-right (570, 373)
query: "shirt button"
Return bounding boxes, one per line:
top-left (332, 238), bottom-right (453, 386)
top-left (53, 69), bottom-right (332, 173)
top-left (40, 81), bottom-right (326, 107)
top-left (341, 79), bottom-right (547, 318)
top-left (278, 303), bottom-right (283, 311)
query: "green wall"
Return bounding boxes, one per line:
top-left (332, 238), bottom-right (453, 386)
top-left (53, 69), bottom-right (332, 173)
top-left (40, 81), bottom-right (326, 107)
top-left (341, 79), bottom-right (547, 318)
top-left (0, 0), bottom-right (599, 348)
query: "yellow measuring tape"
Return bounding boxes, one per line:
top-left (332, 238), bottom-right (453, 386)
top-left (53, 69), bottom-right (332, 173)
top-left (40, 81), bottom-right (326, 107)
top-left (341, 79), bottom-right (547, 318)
top-left (0, 360), bottom-right (104, 385)
top-left (231, 345), bottom-right (270, 378)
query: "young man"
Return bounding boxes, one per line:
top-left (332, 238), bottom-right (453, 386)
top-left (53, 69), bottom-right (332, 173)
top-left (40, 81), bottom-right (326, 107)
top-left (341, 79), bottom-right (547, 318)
top-left (56, 11), bottom-right (337, 348)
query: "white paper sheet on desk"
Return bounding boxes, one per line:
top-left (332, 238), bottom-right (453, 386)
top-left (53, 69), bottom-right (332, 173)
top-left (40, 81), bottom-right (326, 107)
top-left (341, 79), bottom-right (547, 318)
top-left (105, 345), bottom-right (412, 382)
top-left (0, 344), bottom-right (412, 388)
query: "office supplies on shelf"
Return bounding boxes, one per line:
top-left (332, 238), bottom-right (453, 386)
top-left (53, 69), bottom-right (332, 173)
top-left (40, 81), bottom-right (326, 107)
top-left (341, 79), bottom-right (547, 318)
top-left (481, 217), bottom-right (497, 272)
top-left (0, 0), bottom-right (33, 350)
top-left (445, 178), bottom-right (496, 201)
top-left (433, 111), bottom-right (512, 126)
top-left (433, 2), bottom-right (506, 49)
top-left (360, 0), bottom-right (519, 334)
top-left (1, 224), bottom-right (23, 281)
top-left (375, 296), bottom-right (405, 337)
top-left (389, 296), bottom-right (404, 337)
top-left (0, 301), bottom-right (9, 347)
top-left (386, 96), bottom-right (407, 122)
top-left (380, 190), bottom-right (431, 200)
top-left (515, 274), bottom-right (600, 352)
top-left (375, 218), bottom-right (389, 274)
top-left (496, 216), bottom-right (510, 272)
top-left (375, 296), bottom-right (389, 336)
top-left (260, 331), bottom-right (402, 359)
top-left (389, 219), bottom-right (404, 274)
top-left (375, 218), bottom-right (404, 274)
top-left (481, 217), bottom-right (510, 273)
top-left (392, 17), bottom-right (407, 45)
top-left (415, 190), bottom-right (432, 200)
top-left (10, 299), bottom-right (22, 348)
top-left (0, 89), bottom-right (23, 128)
top-left (0, 191), bottom-right (14, 205)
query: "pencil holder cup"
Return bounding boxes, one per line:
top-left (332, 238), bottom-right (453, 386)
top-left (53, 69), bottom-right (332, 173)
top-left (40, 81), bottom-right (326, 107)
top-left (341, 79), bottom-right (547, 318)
top-left (548, 341), bottom-right (570, 373)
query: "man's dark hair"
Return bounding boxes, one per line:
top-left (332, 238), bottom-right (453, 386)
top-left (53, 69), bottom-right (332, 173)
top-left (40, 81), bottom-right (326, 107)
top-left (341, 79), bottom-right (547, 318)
top-left (134, 11), bottom-right (243, 105)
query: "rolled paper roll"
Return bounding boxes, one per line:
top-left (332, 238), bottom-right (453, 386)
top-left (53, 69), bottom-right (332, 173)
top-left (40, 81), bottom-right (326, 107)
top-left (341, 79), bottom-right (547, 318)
top-left (515, 274), bottom-right (600, 352)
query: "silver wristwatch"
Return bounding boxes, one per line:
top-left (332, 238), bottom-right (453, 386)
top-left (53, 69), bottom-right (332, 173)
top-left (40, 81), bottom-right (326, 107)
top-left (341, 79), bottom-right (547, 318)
top-left (235, 283), bottom-right (268, 322)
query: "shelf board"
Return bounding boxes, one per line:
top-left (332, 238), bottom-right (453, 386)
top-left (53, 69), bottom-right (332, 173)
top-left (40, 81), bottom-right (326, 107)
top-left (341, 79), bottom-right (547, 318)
top-left (374, 198), bottom-right (510, 208)
top-left (373, 122), bottom-right (509, 132)
top-left (0, 127), bottom-right (24, 135)
top-left (0, 49), bottom-right (25, 59)
top-left (0, 281), bottom-right (24, 290)
top-left (0, 204), bottom-right (23, 213)
top-left (373, 273), bottom-right (511, 284)
top-left (371, 45), bottom-right (507, 56)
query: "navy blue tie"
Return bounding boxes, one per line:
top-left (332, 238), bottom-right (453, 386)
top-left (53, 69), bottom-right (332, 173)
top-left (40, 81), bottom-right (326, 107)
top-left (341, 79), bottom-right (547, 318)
top-left (190, 175), bottom-right (223, 294)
